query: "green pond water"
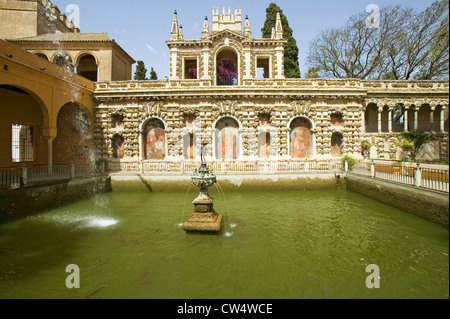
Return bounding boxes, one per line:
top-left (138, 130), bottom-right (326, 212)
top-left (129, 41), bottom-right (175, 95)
top-left (0, 188), bottom-right (448, 299)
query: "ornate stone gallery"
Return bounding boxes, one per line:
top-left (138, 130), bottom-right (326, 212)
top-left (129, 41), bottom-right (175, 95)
top-left (93, 8), bottom-right (449, 170)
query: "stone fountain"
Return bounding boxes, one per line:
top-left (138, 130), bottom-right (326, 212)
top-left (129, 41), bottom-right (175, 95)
top-left (182, 144), bottom-right (223, 233)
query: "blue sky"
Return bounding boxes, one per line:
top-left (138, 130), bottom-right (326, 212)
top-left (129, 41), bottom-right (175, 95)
top-left (52, 0), bottom-right (437, 79)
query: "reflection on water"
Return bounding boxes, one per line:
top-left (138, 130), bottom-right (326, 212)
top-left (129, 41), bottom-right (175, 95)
top-left (0, 189), bottom-right (448, 299)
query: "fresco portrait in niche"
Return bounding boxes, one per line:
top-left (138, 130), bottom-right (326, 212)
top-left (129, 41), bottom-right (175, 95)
top-left (215, 117), bottom-right (239, 159)
top-left (290, 117), bottom-right (312, 158)
top-left (145, 119), bottom-right (165, 160)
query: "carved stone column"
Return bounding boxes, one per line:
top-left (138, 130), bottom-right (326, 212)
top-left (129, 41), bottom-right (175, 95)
top-left (430, 102), bottom-right (437, 132)
top-left (377, 102), bottom-right (384, 133)
top-left (413, 104), bottom-right (420, 131)
top-left (403, 102), bottom-right (410, 132)
top-left (440, 104), bottom-right (448, 132)
top-left (387, 102), bottom-right (394, 133)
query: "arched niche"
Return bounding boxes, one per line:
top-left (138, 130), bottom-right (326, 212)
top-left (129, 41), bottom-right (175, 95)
top-left (215, 116), bottom-right (240, 159)
top-left (111, 134), bottom-right (125, 159)
top-left (289, 117), bottom-right (313, 158)
top-left (330, 132), bottom-right (344, 156)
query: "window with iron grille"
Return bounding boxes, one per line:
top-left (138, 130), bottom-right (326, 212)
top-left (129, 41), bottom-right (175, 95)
top-left (11, 124), bottom-right (34, 162)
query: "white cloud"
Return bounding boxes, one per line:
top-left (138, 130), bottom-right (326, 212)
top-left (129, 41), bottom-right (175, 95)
top-left (193, 22), bottom-right (199, 32)
top-left (145, 43), bottom-right (156, 54)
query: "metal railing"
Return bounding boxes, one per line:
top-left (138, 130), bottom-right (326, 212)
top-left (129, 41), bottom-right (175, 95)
top-left (351, 160), bottom-right (449, 193)
top-left (0, 168), bottom-right (21, 189)
top-left (0, 163), bottom-right (99, 190)
top-left (217, 72), bottom-right (238, 86)
top-left (105, 158), bottom-right (343, 175)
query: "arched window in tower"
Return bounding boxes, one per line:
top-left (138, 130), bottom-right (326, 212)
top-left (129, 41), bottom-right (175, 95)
top-left (215, 117), bottom-right (240, 159)
top-left (216, 49), bottom-right (238, 86)
top-left (111, 134), bottom-right (125, 159)
top-left (290, 117), bottom-right (312, 158)
top-left (144, 119), bottom-right (166, 160)
top-left (184, 58), bottom-right (198, 79)
top-left (77, 54), bottom-right (98, 81)
top-left (330, 132), bottom-right (344, 156)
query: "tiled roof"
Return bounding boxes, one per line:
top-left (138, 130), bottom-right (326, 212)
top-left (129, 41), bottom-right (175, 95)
top-left (9, 32), bottom-right (114, 42)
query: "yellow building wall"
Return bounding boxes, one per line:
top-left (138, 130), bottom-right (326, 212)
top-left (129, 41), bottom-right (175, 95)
top-left (0, 39), bottom-right (94, 168)
top-left (0, 86), bottom-right (48, 167)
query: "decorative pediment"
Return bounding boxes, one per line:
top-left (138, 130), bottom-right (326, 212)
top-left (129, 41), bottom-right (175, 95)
top-left (209, 29), bottom-right (245, 41)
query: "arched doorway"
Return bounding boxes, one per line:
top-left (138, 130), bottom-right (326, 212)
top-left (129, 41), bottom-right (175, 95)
top-left (77, 54), bottom-right (98, 81)
top-left (0, 85), bottom-right (47, 167)
top-left (53, 103), bottom-right (93, 165)
top-left (215, 117), bottom-right (240, 159)
top-left (143, 119), bottom-right (166, 160)
top-left (216, 48), bottom-right (238, 86)
top-left (290, 117), bottom-right (312, 158)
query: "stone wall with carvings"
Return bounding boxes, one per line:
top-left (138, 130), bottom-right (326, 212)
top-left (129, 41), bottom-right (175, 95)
top-left (93, 79), bottom-right (449, 164)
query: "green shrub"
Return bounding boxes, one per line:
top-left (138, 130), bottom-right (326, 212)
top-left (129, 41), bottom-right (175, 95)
top-left (395, 136), bottom-right (415, 150)
top-left (361, 140), bottom-right (372, 151)
top-left (342, 155), bottom-right (355, 170)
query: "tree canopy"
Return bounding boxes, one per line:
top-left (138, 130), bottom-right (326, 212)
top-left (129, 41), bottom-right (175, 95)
top-left (134, 60), bottom-right (148, 80)
top-left (306, 0), bottom-right (449, 80)
top-left (149, 67), bottom-right (158, 80)
top-left (261, 3), bottom-right (301, 78)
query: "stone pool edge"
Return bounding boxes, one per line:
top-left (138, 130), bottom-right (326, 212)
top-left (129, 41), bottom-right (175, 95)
top-left (1, 173), bottom-right (448, 228)
top-left (346, 174), bottom-right (449, 228)
top-left (0, 176), bottom-right (112, 221)
top-left (109, 172), bottom-right (346, 192)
